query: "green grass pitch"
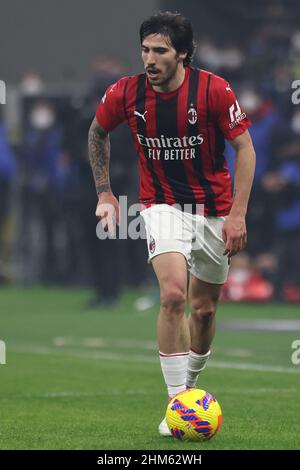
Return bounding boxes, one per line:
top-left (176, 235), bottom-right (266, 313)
top-left (0, 287), bottom-right (300, 450)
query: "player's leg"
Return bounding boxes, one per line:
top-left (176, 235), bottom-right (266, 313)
top-left (141, 204), bottom-right (192, 394)
top-left (185, 215), bottom-right (229, 388)
top-left (151, 251), bottom-right (190, 436)
top-left (140, 204), bottom-right (193, 435)
top-left (186, 275), bottom-right (223, 388)
top-left (152, 252), bottom-right (190, 394)
top-left (152, 252), bottom-right (189, 354)
top-left (188, 275), bottom-right (222, 354)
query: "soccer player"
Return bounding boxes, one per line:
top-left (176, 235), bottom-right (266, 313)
top-left (88, 12), bottom-right (256, 436)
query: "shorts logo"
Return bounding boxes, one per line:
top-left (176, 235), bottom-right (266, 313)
top-left (188, 103), bottom-right (197, 125)
top-left (149, 235), bottom-right (156, 254)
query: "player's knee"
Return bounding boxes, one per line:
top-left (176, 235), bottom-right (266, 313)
top-left (190, 301), bottom-right (217, 323)
top-left (160, 285), bottom-right (186, 317)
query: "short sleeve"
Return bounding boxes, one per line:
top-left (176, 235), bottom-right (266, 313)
top-left (210, 74), bottom-right (251, 140)
top-left (96, 78), bottom-right (127, 132)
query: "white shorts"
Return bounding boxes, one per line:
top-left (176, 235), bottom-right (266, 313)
top-left (140, 204), bottom-right (229, 285)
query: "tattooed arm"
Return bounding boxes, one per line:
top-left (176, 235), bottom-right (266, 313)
top-left (88, 117), bottom-right (120, 232)
top-left (88, 117), bottom-right (111, 194)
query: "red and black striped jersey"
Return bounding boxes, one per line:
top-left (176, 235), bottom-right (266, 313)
top-left (96, 66), bottom-right (251, 216)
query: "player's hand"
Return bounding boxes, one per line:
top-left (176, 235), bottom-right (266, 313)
top-left (222, 214), bottom-right (247, 258)
top-left (95, 191), bottom-right (120, 235)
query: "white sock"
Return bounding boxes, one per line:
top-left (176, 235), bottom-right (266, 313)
top-left (186, 349), bottom-right (211, 388)
top-left (159, 351), bottom-right (189, 397)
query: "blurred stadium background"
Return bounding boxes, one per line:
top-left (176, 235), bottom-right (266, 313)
top-left (1, 0), bottom-right (300, 450)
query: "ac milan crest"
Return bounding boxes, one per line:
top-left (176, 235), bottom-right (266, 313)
top-left (188, 104), bottom-right (197, 125)
top-left (149, 235), bottom-right (156, 254)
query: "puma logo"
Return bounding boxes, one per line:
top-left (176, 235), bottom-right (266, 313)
top-left (134, 110), bottom-right (147, 122)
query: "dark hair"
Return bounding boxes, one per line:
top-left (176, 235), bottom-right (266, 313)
top-left (140, 11), bottom-right (196, 66)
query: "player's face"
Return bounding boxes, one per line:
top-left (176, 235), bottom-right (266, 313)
top-left (141, 34), bottom-right (186, 87)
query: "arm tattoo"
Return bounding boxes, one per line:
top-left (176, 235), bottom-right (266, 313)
top-left (88, 117), bottom-right (111, 195)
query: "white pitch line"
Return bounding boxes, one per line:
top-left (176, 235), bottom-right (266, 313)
top-left (53, 336), bottom-right (253, 358)
top-left (32, 390), bottom-right (150, 398)
top-left (53, 336), bottom-right (157, 350)
top-left (221, 319), bottom-right (300, 332)
top-left (9, 345), bottom-right (300, 375)
top-left (12, 387), bottom-right (297, 399)
top-left (210, 360), bottom-right (300, 374)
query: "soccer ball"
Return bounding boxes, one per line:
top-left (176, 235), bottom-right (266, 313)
top-left (166, 388), bottom-right (222, 441)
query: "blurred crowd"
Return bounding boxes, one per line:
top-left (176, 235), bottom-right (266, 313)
top-left (0, 60), bottom-right (149, 308)
top-left (0, 11), bottom-right (300, 304)
top-left (194, 13), bottom-right (300, 303)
